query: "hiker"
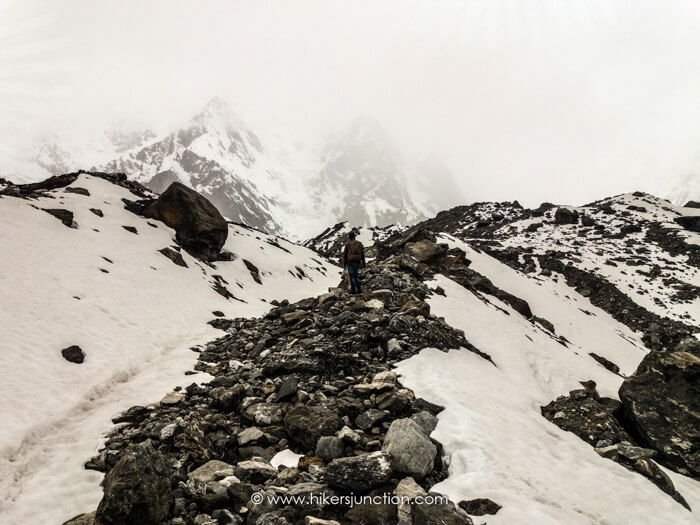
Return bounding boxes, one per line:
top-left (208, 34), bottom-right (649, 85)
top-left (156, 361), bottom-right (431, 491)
top-left (343, 231), bottom-right (366, 294)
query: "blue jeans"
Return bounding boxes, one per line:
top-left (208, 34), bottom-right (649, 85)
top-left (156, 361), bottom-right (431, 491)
top-left (347, 262), bottom-right (361, 293)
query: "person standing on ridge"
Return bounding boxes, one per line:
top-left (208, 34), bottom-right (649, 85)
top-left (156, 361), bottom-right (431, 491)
top-left (343, 231), bottom-right (366, 294)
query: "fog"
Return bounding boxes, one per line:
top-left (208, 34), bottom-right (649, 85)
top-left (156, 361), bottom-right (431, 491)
top-left (2, 0), bottom-right (700, 205)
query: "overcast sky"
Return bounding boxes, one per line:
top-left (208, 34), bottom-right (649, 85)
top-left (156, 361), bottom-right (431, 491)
top-left (2, 0), bottom-right (700, 205)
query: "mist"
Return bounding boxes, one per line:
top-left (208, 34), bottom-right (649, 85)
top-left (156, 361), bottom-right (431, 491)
top-left (2, 0), bottom-right (700, 206)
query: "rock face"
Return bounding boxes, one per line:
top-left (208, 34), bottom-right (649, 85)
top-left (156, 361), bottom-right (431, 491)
top-left (95, 441), bottom-right (172, 525)
top-left (619, 337), bottom-right (700, 478)
top-left (144, 182), bottom-right (227, 261)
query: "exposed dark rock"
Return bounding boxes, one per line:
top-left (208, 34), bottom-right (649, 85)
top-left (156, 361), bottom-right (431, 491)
top-left (411, 499), bottom-right (473, 524)
top-left (121, 225), bottom-right (137, 234)
top-left (458, 498), bottom-right (502, 516)
top-left (589, 352), bottom-right (620, 375)
top-left (95, 441), bottom-right (172, 525)
top-left (158, 247), bottom-right (188, 267)
top-left (619, 337), bottom-right (700, 478)
top-left (542, 390), bottom-right (631, 446)
top-left (144, 182), bottom-right (228, 261)
top-left (65, 186), bottom-right (90, 196)
top-left (284, 405), bottom-right (341, 450)
top-left (323, 452), bottom-right (393, 491)
top-left (89, 208), bottom-right (104, 217)
top-left (243, 259), bottom-right (263, 284)
top-left (674, 215), bottom-right (700, 232)
top-left (61, 345), bottom-right (85, 364)
top-left (42, 208), bottom-right (74, 227)
top-left (554, 207), bottom-right (579, 225)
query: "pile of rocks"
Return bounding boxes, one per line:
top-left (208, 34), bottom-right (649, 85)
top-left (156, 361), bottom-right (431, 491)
top-left (73, 240), bottom-right (502, 524)
top-left (542, 389), bottom-right (690, 508)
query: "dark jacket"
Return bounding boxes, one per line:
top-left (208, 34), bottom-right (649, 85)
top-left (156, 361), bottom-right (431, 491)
top-left (343, 239), bottom-right (366, 267)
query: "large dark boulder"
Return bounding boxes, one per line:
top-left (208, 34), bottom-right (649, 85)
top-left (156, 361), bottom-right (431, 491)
top-left (95, 441), bottom-right (173, 525)
top-left (674, 215), bottom-right (700, 233)
top-left (144, 182), bottom-right (227, 261)
top-left (619, 338), bottom-right (700, 478)
top-left (554, 207), bottom-right (579, 225)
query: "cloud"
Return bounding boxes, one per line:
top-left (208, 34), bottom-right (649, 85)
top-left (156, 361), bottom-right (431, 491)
top-left (1, 0), bottom-right (699, 204)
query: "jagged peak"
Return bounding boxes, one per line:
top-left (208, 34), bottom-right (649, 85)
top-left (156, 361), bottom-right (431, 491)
top-left (192, 96), bottom-right (245, 129)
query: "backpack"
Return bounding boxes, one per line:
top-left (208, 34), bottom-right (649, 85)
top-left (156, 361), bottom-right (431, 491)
top-left (347, 240), bottom-right (363, 262)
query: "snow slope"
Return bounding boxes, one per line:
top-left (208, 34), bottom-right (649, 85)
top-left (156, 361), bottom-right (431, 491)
top-left (0, 174), bottom-right (340, 524)
top-left (426, 193), bottom-right (699, 325)
top-left (395, 239), bottom-right (700, 524)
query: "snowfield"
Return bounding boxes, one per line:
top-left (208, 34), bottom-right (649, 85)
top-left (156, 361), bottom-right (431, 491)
top-left (0, 174), bottom-right (340, 524)
top-left (395, 245), bottom-right (700, 524)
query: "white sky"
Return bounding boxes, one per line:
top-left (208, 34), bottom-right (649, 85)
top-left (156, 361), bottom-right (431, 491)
top-left (2, 0), bottom-right (700, 205)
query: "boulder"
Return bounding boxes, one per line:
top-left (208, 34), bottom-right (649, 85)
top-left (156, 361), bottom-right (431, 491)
top-left (619, 337), bottom-right (700, 477)
top-left (324, 452), bottom-right (393, 491)
top-left (95, 441), bottom-right (172, 525)
top-left (458, 498), bottom-right (502, 516)
top-left (554, 207), bottom-right (579, 225)
top-left (61, 345), bottom-right (85, 364)
top-left (382, 418), bottom-right (437, 479)
top-left (284, 404), bottom-right (341, 450)
top-left (144, 182), bottom-right (227, 261)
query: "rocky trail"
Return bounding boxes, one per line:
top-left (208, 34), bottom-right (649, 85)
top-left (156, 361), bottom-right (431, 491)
top-left (70, 238), bottom-right (497, 525)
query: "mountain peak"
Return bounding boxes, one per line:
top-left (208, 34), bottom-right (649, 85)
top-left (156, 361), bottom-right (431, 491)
top-left (193, 96), bottom-right (244, 130)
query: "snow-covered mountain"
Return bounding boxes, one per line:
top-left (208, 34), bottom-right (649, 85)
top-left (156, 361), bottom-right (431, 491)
top-left (1, 172), bottom-right (699, 524)
top-left (0, 127), bottom-right (157, 184)
top-left (98, 98), bottom-right (462, 239)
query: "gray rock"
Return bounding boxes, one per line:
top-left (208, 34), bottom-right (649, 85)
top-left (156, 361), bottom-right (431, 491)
top-left (382, 419), bottom-right (437, 479)
top-left (324, 452), bottom-right (393, 491)
top-left (188, 460), bottom-right (235, 484)
top-left (235, 457), bottom-right (278, 484)
top-left (238, 427), bottom-right (265, 446)
top-left (316, 436), bottom-right (345, 461)
top-left (410, 411), bottom-right (439, 436)
top-left (95, 441), bottom-right (173, 524)
top-left (355, 409), bottom-right (390, 431)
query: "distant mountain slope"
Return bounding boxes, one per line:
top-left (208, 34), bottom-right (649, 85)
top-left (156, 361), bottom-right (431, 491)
top-left (99, 98), bottom-right (464, 239)
top-left (395, 192), bottom-right (699, 330)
